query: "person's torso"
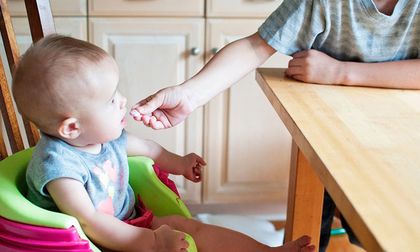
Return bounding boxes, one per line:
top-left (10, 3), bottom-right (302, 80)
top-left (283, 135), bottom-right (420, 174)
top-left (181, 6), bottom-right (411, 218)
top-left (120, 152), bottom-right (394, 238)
top-left (314, 0), bottom-right (419, 62)
top-left (259, 0), bottom-right (420, 62)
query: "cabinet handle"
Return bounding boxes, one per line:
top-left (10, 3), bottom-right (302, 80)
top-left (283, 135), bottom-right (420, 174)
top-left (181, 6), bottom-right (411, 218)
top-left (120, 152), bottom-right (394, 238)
top-left (211, 47), bottom-right (219, 55)
top-left (190, 47), bottom-right (201, 56)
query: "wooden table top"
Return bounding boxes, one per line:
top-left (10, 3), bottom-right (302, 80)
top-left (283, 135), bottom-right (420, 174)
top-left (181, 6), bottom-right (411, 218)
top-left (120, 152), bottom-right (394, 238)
top-left (256, 68), bottom-right (420, 252)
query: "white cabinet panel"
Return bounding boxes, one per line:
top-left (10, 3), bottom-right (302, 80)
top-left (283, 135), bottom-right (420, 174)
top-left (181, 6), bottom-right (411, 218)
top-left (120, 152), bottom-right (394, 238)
top-left (89, 18), bottom-right (205, 203)
top-left (204, 18), bottom-right (292, 204)
top-left (89, 0), bottom-right (204, 17)
top-left (7, 0), bottom-right (86, 16)
top-left (207, 0), bottom-right (282, 18)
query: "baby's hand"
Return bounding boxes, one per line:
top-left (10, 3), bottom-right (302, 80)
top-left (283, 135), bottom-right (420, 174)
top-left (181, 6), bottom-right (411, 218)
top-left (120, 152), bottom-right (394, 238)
top-left (154, 224), bottom-right (189, 252)
top-left (182, 153), bottom-right (206, 182)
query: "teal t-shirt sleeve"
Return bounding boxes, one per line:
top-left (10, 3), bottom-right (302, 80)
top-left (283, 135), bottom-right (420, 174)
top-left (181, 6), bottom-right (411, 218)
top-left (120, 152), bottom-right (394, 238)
top-left (30, 146), bottom-right (89, 198)
top-left (258, 0), bottom-right (326, 55)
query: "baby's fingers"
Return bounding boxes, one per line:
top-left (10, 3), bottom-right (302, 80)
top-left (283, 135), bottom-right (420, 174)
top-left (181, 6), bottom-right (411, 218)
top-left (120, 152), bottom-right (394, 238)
top-left (193, 154), bottom-right (206, 166)
top-left (192, 166), bottom-right (203, 182)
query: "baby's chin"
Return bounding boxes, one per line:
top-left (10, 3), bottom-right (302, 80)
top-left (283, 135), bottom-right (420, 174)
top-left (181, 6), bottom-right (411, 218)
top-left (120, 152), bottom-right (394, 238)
top-left (106, 131), bottom-right (125, 143)
top-left (121, 116), bottom-right (127, 128)
top-left (89, 130), bottom-right (125, 145)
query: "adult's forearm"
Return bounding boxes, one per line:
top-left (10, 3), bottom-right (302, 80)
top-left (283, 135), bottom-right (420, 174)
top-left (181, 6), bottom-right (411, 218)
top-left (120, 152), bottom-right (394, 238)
top-left (183, 32), bottom-right (276, 108)
top-left (342, 59), bottom-right (420, 89)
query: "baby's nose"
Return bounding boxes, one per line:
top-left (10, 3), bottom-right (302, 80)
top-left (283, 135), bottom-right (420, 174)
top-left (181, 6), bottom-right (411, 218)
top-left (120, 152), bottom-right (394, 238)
top-left (121, 96), bottom-right (127, 108)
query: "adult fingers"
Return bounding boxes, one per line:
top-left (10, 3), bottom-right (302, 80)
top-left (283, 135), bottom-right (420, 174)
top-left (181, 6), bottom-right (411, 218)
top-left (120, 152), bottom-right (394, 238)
top-left (288, 57), bottom-right (306, 67)
top-left (148, 116), bottom-right (165, 130)
top-left (153, 110), bottom-right (173, 128)
top-left (289, 74), bottom-right (306, 82)
top-left (291, 50), bottom-right (309, 58)
top-left (286, 66), bottom-right (303, 77)
top-left (132, 93), bottom-right (162, 115)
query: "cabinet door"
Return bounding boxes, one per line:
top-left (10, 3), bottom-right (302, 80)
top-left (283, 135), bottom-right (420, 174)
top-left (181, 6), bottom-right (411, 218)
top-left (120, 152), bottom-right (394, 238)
top-left (0, 17), bottom-right (87, 153)
top-left (6, 0), bottom-right (87, 16)
top-left (207, 0), bottom-right (282, 18)
top-left (89, 18), bottom-right (205, 203)
top-left (89, 0), bottom-right (204, 17)
top-left (204, 19), bottom-right (292, 205)
top-left (0, 17), bottom-right (86, 81)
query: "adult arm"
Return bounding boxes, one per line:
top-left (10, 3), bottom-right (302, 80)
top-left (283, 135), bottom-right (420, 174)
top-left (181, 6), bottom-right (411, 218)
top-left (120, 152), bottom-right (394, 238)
top-left (287, 49), bottom-right (420, 89)
top-left (131, 32), bottom-right (276, 129)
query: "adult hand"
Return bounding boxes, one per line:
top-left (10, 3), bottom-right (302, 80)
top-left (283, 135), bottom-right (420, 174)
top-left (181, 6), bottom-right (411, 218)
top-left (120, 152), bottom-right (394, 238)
top-left (286, 49), bottom-right (345, 85)
top-left (130, 85), bottom-right (195, 129)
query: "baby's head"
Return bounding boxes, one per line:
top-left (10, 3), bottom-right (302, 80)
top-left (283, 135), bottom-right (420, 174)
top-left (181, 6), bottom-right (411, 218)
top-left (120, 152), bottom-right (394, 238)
top-left (13, 34), bottom-right (127, 146)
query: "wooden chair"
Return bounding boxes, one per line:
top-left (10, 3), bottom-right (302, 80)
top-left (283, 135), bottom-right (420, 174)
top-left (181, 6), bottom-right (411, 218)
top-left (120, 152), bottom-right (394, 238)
top-left (0, 0), bottom-right (54, 160)
top-left (0, 1), bottom-right (197, 251)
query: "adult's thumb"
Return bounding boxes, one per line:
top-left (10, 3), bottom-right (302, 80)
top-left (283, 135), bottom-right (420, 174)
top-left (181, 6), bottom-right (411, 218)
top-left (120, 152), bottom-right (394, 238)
top-left (138, 95), bottom-right (161, 114)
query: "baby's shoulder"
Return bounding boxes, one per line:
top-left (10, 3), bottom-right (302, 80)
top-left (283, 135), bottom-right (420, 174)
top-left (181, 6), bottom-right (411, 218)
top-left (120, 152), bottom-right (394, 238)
top-left (33, 136), bottom-right (74, 160)
top-left (28, 135), bottom-right (83, 173)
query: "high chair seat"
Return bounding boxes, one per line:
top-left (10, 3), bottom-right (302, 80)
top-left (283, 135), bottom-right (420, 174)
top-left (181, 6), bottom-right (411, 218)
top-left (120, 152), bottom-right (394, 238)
top-left (0, 148), bottom-right (197, 252)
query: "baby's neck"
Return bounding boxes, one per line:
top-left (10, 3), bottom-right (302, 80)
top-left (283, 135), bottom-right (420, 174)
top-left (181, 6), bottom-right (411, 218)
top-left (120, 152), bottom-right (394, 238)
top-left (73, 143), bottom-right (102, 154)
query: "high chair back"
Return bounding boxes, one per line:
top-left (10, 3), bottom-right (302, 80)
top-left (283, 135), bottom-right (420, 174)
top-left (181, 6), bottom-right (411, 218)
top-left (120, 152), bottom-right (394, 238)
top-left (0, 0), bottom-right (54, 160)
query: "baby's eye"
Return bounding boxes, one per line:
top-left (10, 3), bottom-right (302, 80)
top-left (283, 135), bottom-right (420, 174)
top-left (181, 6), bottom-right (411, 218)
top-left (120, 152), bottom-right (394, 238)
top-left (111, 95), bottom-right (118, 104)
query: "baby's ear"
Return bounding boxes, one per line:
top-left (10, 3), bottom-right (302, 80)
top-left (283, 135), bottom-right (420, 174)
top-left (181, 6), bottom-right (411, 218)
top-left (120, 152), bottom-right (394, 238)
top-left (58, 117), bottom-right (81, 140)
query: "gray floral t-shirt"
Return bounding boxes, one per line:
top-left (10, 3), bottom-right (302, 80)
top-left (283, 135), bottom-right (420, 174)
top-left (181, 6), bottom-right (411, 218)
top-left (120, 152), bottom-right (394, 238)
top-left (26, 131), bottom-right (135, 220)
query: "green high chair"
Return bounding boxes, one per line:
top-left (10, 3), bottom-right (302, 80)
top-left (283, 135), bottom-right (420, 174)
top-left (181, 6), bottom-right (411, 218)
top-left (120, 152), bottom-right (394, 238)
top-left (0, 0), bottom-right (197, 250)
top-left (0, 148), bottom-right (197, 251)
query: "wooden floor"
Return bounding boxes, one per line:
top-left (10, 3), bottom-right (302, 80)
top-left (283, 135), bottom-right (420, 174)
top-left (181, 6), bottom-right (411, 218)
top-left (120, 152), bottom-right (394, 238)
top-left (271, 217), bottom-right (365, 252)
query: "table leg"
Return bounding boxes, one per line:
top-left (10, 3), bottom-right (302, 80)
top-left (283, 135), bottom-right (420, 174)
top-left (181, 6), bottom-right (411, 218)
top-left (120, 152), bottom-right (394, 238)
top-left (284, 141), bottom-right (324, 251)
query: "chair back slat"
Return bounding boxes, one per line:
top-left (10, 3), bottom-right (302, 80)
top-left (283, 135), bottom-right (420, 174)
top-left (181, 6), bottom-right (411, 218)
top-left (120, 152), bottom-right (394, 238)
top-left (0, 0), bottom-right (54, 159)
top-left (0, 127), bottom-right (7, 159)
top-left (0, 55), bottom-right (24, 154)
top-left (21, 0), bottom-right (56, 146)
top-left (24, 0), bottom-right (55, 42)
top-left (1, 0), bottom-right (38, 154)
top-left (0, 0), bottom-right (19, 73)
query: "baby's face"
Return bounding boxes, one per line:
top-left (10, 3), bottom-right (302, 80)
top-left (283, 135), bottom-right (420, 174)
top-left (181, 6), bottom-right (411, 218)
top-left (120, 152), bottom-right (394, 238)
top-left (77, 57), bottom-right (127, 145)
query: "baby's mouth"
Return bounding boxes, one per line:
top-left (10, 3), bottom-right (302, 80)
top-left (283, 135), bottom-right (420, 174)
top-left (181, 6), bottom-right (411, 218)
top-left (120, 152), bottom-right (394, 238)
top-left (121, 116), bottom-right (127, 126)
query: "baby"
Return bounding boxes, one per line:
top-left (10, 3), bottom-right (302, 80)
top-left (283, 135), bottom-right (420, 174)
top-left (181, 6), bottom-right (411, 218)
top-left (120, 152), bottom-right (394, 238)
top-left (12, 34), bottom-right (314, 252)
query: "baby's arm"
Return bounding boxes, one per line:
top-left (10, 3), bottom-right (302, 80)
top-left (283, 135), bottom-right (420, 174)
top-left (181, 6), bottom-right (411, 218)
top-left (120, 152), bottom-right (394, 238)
top-left (286, 49), bottom-right (420, 89)
top-left (126, 132), bottom-right (205, 182)
top-left (46, 178), bottom-right (187, 252)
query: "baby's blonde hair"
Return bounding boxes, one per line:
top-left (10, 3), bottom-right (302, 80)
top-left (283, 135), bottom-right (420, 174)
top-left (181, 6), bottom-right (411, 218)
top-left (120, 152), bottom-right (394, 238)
top-left (12, 34), bottom-right (110, 134)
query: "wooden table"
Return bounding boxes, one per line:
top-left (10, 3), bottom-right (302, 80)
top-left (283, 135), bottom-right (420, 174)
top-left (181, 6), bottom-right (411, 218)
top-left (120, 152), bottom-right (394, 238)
top-left (256, 68), bottom-right (420, 252)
